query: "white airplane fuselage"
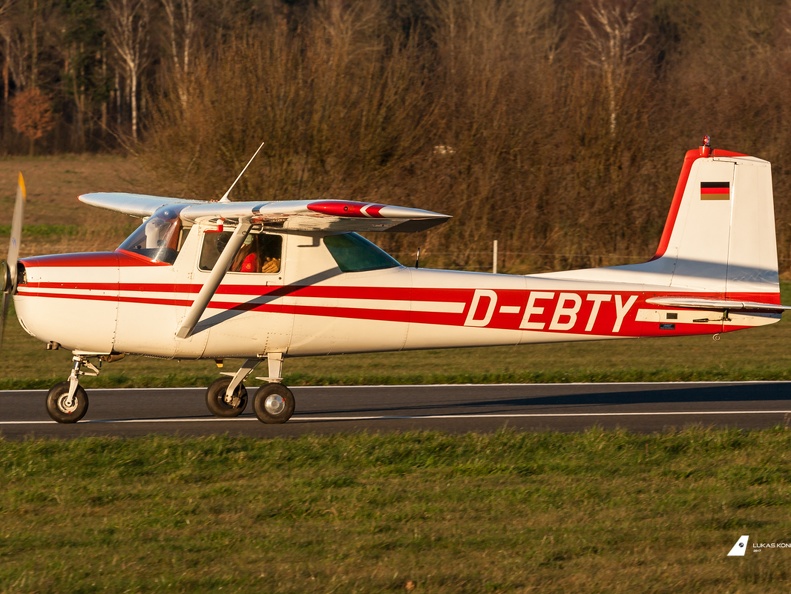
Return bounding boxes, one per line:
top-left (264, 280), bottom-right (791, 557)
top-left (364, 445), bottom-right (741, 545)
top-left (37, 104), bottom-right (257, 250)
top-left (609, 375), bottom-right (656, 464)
top-left (13, 228), bottom-right (780, 361)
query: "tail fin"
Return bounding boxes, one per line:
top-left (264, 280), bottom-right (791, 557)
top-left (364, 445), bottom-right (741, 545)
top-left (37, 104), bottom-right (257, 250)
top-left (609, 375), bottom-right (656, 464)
top-left (540, 140), bottom-right (786, 313)
top-left (651, 144), bottom-right (780, 297)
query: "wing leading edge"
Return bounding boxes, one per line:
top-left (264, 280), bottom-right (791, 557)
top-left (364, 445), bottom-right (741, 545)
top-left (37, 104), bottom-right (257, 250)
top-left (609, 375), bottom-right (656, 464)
top-left (79, 192), bottom-right (203, 218)
top-left (79, 193), bottom-right (450, 233)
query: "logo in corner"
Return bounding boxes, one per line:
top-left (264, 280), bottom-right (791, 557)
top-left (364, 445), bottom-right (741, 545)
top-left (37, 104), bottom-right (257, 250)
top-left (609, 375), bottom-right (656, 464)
top-left (727, 535), bottom-right (749, 556)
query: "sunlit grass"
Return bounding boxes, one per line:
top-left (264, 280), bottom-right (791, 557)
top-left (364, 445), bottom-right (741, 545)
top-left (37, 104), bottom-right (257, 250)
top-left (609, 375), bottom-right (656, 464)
top-left (0, 429), bottom-right (789, 593)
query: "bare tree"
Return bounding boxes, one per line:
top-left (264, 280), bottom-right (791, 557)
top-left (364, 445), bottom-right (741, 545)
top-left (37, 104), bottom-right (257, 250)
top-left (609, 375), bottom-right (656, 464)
top-left (578, 0), bottom-right (649, 137)
top-left (161, 0), bottom-right (198, 111)
top-left (0, 0), bottom-right (14, 130)
top-left (107, 0), bottom-right (152, 142)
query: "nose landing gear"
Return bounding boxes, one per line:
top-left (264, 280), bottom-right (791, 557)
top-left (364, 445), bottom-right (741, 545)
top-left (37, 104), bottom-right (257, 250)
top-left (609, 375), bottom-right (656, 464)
top-left (45, 355), bottom-right (100, 423)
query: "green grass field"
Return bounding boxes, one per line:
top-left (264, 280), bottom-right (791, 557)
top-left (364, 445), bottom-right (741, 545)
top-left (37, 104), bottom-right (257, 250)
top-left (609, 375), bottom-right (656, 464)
top-left (1, 430), bottom-right (790, 593)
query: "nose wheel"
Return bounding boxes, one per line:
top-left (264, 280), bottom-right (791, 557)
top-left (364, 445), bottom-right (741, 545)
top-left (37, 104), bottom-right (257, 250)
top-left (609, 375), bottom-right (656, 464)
top-left (45, 354), bottom-right (100, 423)
top-left (46, 381), bottom-right (89, 423)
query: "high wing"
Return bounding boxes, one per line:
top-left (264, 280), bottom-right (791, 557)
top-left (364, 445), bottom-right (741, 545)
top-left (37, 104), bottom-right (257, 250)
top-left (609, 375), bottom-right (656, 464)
top-left (80, 191), bottom-right (450, 340)
top-left (79, 192), bottom-right (203, 218)
top-left (79, 193), bottom-right (450, 233)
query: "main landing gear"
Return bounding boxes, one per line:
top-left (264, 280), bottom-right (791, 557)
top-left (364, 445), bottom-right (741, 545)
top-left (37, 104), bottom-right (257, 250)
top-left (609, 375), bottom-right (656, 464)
top-left (205, 353), bottom-right (295, 424)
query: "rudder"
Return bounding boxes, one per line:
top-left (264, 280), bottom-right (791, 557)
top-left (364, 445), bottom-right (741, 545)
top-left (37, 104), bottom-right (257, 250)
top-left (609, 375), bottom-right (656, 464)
top-left (651, 146), bottom-right (779, 298)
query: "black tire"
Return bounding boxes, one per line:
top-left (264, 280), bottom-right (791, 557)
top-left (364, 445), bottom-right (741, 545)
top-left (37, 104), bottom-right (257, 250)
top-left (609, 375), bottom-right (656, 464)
top-left (205, 377), bottom-right (248, 417)
top-left (46, 381), bottom-right (89, 423)
top-left (253, 383), bottom-right (295, 424)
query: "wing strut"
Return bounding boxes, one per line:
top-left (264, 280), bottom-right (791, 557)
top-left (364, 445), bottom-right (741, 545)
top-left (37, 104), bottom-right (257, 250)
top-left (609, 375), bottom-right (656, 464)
top-left (176, 221), bottom-right (252, 339)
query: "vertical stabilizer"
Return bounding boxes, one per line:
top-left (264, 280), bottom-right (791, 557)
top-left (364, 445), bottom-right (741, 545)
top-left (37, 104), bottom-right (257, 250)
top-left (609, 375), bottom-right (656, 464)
top-left (537, 141), bottom-right (783, 307)
top-left (652, 147), bottom-right (779, 296)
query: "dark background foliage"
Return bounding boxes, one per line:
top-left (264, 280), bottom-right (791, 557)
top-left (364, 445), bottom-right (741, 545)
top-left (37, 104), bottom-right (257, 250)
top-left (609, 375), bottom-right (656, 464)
top-left (5, 0), bottom-right (791, 271)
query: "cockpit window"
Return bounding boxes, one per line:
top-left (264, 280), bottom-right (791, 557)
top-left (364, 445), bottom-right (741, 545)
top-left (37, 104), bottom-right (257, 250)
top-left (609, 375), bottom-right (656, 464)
top-left (200, 231), bottom-right (283, 273)
top-left (324, 233), bottom-right (400, 272)
top-left (117, 206), bottom-right (187, 264)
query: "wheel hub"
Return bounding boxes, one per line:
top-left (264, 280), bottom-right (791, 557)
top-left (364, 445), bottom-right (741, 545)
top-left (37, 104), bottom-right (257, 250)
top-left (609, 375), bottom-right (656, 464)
top-left (264, 393), bottom-right (286, 415)
top-left (58, 394), bottom-right (78, 414)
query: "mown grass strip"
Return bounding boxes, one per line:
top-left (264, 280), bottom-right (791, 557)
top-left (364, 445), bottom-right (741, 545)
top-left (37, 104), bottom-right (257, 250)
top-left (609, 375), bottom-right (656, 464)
top-left (0, 428), bottom-right (789, 593)
top-left (0, 224), bottom-right (81, 238)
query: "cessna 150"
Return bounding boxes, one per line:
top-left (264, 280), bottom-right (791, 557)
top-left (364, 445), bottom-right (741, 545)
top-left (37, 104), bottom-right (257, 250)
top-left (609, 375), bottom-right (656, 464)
top-left (1, 138), bottom-right (788, 424)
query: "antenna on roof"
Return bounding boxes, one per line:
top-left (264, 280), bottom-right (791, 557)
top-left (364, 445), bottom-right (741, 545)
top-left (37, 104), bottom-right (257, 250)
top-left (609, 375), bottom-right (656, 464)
top-left (219, 141), bottom-right (266, 203)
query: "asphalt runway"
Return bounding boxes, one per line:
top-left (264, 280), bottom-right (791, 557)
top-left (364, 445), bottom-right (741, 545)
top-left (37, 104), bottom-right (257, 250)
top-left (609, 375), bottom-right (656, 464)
top-left (1, 382), bottom-right (790, 439)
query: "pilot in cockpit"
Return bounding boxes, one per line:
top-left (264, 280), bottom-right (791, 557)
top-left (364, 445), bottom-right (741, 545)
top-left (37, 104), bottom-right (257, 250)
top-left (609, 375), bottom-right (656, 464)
top-left (228, 233), bottom-right (281, 273)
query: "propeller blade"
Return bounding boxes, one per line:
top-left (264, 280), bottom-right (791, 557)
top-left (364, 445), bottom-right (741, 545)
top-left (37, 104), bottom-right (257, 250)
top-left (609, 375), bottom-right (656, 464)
top-left (176, 221), bottom-right (252, 339)
top-left (1, 173), bottom-right (26, 348)
top-left (6, 172), bottom-right (26, 288)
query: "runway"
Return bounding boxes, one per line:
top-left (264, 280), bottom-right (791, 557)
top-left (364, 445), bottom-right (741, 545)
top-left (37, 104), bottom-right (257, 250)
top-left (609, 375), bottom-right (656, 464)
top-left (1, 382), bottom-right (790, 439)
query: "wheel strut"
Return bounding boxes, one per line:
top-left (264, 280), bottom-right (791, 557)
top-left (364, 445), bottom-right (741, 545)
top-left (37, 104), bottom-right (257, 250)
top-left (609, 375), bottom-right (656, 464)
top-left (205, 353), bottom-right (295, 423)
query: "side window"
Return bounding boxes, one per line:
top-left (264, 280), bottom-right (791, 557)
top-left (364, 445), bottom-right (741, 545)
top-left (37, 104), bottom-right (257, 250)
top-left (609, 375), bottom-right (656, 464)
top-left (199, 231), bottom-right (282, 273)
top-left (324, 233), bottom-right (400, 272)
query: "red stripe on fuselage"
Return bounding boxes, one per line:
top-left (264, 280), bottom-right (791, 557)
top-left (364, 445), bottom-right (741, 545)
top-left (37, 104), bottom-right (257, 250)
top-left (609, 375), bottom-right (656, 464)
top-left (21, 251), bottom-right (170, 268)
top-left (19, 281), bottom-right (471, 304)
top-left (15, 281), bottom-right (777, 338)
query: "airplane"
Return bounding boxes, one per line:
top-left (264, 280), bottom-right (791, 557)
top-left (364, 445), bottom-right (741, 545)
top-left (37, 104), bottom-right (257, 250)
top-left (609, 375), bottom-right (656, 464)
top-left (1, 136), bottom-right (788, 424)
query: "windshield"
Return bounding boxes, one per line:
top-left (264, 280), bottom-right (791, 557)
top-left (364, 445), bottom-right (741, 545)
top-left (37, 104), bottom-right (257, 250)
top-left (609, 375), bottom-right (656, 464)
top-left (117, 206), bottom-right (187, 264)
top-left (324, 233), bottom-right (400, 272)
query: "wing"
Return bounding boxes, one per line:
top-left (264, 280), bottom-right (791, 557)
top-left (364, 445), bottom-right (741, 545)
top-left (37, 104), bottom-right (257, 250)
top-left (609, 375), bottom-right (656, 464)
top-left (180, 199), bottom-right (450, 233)
top-left (82, 193), bottom-right (450, 340)
top-left (80, 192), bottom-right (203, 218)
top-left (80, 194), bottom-right (450, 233)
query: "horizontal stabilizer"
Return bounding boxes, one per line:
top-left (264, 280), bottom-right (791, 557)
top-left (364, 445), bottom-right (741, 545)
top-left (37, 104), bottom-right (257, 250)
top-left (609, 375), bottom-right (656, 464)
top-left (646, 296), bottom-right (791, 313)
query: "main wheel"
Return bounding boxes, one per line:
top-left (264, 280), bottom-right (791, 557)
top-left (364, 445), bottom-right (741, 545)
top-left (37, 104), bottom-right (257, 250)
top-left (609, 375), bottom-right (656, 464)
top-left (253, 383), bottom-right (295, 424)
top-left (206, 377), bottom-right (248, 417)
top-left (46, 382), bottom-right (89, 423)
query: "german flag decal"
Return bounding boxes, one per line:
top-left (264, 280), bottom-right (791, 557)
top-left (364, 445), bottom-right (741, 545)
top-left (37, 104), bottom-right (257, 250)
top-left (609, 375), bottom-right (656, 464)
top-left (700, 181), bottom-right (730, 200)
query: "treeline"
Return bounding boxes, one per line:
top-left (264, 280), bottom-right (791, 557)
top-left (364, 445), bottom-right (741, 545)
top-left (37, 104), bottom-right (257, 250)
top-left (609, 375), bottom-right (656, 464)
top-left (8, 0), bottom-right (791, 271)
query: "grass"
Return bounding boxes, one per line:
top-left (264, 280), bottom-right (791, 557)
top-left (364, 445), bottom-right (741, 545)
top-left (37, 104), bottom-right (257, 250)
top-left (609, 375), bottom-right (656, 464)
top-left (0, 429), bottom-right (789, 593)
